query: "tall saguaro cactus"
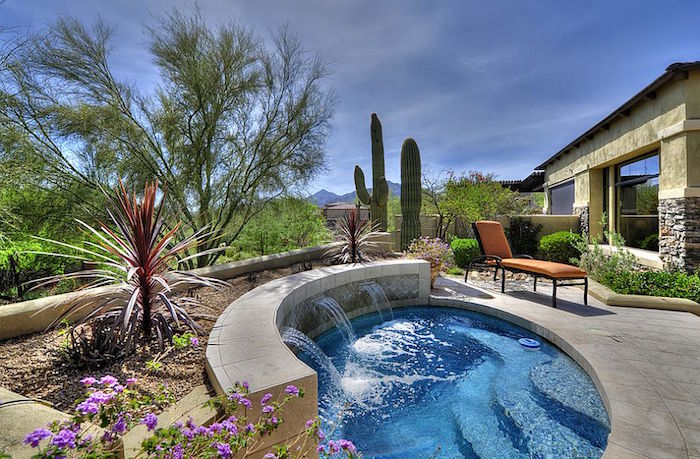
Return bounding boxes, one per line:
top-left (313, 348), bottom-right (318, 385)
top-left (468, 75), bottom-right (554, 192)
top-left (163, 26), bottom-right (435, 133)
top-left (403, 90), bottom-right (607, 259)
top-left (354, 113), bottom-right (389, 231)
top-left (400, 138), bottom-right (422, 250)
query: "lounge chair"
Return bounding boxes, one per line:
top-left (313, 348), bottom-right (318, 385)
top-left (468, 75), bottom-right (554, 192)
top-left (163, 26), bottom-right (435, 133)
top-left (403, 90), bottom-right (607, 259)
top-left (466, 221), bottom-right (588, 308)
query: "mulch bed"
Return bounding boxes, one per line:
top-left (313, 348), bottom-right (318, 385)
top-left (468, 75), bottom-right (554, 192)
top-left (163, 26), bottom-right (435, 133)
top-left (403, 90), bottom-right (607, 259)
top-left (0, 263), bottom-right (320, 412)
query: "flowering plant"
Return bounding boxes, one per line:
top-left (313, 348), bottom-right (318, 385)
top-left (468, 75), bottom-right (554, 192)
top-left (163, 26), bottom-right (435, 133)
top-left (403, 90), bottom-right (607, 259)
top-left (25, 377), bottom-right (359, 458)
top-left (24, 375), bottom-right (174, 458)
top-left (406, 236), bottom-right (454, 273)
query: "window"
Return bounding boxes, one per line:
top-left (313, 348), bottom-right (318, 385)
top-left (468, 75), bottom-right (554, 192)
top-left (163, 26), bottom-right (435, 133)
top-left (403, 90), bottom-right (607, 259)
top-left (550, 180), bottom-right (574, 215)
top-left (616, 153), bottom-right (659, 250)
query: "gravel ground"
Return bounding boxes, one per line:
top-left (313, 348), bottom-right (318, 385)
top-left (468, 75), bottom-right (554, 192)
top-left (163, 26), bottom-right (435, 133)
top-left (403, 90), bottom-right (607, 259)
top-left (0, 263), bottom-right (320, 412)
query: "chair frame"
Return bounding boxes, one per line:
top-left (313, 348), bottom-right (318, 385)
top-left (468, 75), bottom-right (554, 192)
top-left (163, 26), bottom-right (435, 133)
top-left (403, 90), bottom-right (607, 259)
top-left (465, 222), bottom-right (588, 308)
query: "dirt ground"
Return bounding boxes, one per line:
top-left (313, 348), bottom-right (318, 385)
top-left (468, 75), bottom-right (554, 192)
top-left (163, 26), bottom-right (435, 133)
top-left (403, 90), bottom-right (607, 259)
top-left (0, 263), bottom-right (320, 412)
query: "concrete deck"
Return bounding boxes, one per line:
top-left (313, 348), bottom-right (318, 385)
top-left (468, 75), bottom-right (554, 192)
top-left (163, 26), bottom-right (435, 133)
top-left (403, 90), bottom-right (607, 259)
top-left (433, 275), bottom-right (700, 459)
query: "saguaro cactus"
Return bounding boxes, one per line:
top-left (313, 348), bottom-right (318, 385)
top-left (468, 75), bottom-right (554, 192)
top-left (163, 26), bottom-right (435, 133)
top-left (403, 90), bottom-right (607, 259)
top-left (400, 138), bottom-right (422, 250)
top-left (354, 113), bottom-right (389, 231)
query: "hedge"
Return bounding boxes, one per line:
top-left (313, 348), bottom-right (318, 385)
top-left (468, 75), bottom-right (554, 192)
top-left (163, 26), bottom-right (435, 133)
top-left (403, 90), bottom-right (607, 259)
top-left (538, 231), bottom-right (584, 264)
top-left (450, 238), bottom-right (480, 268)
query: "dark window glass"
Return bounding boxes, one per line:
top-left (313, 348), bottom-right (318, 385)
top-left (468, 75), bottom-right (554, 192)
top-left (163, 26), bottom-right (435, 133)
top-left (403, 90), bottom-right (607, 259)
top-left (550, 180), bottom-right (574, 215)
top-left (616, 153), bottom-right (659, 250)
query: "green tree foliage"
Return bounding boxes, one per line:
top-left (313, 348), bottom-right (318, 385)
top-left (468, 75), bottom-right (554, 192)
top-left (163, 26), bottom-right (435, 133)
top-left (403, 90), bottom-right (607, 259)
top-left (235, 198), bottom-right (330, 257)
top-left (422, 168), bottom-right (456, 240)
top-left (0, 9), bottom-right (335, 268)
top-left (443, 171), bottom-right (528, 230)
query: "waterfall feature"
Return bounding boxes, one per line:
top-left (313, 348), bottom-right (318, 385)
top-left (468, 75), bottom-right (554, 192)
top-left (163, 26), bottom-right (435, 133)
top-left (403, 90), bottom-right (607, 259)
top-left (281, 327), bottom-right (343, 388)
top-left (313, 296), bottom-right (356, 343)
top-left (360, 281), bottom-right (394, 322)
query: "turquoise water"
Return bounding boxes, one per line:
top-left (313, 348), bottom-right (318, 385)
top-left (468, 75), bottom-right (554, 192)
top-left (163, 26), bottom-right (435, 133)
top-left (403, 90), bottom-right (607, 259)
top-left (304, 307), bottom-right (610, 458)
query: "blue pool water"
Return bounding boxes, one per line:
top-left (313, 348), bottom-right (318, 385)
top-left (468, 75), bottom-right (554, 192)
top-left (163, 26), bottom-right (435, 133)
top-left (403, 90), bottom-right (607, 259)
top-left (302, 307), bottom-right (610, 458)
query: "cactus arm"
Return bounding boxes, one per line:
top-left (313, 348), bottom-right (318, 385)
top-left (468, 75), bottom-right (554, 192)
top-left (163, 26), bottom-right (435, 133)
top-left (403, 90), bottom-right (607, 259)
top-left (354, 165), bottom-right (372, 204)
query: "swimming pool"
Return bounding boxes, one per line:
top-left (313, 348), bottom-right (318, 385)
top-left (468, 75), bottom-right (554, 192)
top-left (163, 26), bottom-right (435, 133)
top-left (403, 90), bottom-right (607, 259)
top-left (303, 306), bottom-right (610, 458)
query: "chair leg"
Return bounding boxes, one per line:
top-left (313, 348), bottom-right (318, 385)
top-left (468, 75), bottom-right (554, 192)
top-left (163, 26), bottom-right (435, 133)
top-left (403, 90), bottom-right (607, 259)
top-left (501, 268), bottom-right (506, 293)
top-left (533, 276), bottom-right (537, 292)
top-left (584, 278), bottom-right (588, 305)
top-left (465, 261), bottom-right (472, 283)
top-left (552, 280), bottom-right (557, 308)
top-left (493, 266), bottom-right (498, 281)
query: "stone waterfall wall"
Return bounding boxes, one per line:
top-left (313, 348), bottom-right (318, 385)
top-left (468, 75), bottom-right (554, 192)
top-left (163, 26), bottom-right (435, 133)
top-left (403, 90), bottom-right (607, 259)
top-left (659, 197), bottom-right (700, 272)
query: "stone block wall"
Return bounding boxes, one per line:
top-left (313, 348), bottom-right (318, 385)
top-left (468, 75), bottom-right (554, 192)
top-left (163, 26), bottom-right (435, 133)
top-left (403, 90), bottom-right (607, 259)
top-left (659, 197), bottom-right (700, 272)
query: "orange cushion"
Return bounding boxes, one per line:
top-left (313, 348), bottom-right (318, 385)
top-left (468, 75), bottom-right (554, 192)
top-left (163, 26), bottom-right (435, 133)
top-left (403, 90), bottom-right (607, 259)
top-left (475, 221), bottom-right (513, 259)
top-left (500, 258), bottom-right (587, 279)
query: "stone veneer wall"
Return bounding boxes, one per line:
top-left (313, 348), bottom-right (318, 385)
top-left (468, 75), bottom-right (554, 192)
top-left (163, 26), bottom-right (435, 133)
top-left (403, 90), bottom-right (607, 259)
top-left (574, 205), bottom-right (590, 239)
top-left (659, 197), bottom-right (700, 272)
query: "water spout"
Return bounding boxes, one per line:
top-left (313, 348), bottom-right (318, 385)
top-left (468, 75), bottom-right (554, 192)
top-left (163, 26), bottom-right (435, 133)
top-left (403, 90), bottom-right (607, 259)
top-left (361, 281), bottom-right (394, 322)
top-left (281, 327), bottom-right (343, 388)
top-left (313, 296), bottom-right (356, 343)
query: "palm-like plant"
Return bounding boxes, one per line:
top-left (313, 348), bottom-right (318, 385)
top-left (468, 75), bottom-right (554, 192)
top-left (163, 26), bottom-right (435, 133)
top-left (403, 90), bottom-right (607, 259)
top-left (31, 181), bottom-right (227, 364)
top-left (328, 207), bottom-right (380, 264)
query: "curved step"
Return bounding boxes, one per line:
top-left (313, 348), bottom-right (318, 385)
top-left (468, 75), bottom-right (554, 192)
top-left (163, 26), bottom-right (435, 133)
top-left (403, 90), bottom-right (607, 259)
top-left (455, 328), bottom-right (605, 458)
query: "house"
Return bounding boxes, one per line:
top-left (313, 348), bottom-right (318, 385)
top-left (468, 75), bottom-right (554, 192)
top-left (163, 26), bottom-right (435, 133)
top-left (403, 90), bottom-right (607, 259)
top-left (537, 62), bottom-right (700, 272)
top-left (320, 202), bottom-right (370, 229)
top-left (499, 170), bottom-right (545, 213)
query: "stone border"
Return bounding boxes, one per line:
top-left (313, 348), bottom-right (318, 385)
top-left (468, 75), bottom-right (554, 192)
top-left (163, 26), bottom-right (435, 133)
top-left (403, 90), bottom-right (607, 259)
top-left (0, 243), bottom-right (341, 340)
top-left (588, 278), bottom-right (700, 315)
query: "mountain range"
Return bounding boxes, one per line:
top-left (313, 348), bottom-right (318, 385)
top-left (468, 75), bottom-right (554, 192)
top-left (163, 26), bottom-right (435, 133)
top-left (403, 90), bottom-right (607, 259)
top-left (310, 181), bottom-right (401, 206)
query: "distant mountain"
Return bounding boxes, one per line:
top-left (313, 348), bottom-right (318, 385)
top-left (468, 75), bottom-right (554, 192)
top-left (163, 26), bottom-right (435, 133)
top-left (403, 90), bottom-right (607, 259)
top-left (310, 181), bottom-right (401, 206)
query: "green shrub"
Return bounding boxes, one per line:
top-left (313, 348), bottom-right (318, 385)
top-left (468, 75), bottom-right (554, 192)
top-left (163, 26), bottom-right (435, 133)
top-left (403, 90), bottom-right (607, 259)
top-left (450, 238), bottom-right (480, 268)
top-left (539, 231), bottom-right (584, 264)
top-left (603, 270), bottom-right (700, 303)
top-left (573, 213), bottom-right (638, 282)
top-left (446, 266), bottom-right (465, 276)
top-left (506, 218), bottom-right (542, 256)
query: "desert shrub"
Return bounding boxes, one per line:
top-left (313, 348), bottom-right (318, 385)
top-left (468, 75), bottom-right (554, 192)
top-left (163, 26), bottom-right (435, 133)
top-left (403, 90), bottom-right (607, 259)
top-left (572, 213), bottom-right (638, 283)
top-left (446, 266), bottom-right (465, 276)
top-left (450, 238), bottom-right (480, 268)
top-left (603, 270), bottom-right (700, 303)
top-left (506, 218), bottom-right (542, 256)
top-left (329, 208), bottom-right (380, 264)
top-left (539, 231), bottom-right (584, 264)
top-left (0, 238), bottom-right (77, 299)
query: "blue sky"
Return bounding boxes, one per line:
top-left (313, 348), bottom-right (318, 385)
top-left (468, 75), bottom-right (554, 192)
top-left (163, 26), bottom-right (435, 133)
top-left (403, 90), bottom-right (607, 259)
top-left (3, 0), bottom-right (700, 194)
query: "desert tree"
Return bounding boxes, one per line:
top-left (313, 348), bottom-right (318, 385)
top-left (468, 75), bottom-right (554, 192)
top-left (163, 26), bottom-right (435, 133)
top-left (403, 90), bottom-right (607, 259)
top-left (0, 9), bottom-right (335, 267)
top-left (422, 168), bottom-right (456, 240)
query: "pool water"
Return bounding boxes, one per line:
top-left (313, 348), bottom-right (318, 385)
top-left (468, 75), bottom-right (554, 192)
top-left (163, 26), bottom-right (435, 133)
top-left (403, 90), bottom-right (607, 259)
top-left (304, 307), bottom-right (610, 458)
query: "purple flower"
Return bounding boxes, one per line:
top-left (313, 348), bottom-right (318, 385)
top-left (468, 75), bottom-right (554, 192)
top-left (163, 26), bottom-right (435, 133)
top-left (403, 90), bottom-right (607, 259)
top-left (80, 377), bottom-right (97, 386)
top-left (216, 442), bottom-right (232, 459)
top-left (269, 416), bottom-right (278, 425)
top-left (141, 413), bottom-right (158, 431)
top-left (75, 400), bottom-right (99, 415)
top-left (305, 419), bottom-right (314, 428)
top-left (23, 428), bottom-right (52, 448)
top-left (50, 428), bottom-right (77, 449)
top-left (99, 375), bottom-right (118, 387)
top-left (284, 385), bottom-right (299, 396)
top-left (172, 444), bottom-right (184, 459)
top-left (112, 416), bottom-right (127, 434)
top-left (245, 423), bottom-right (255, 433)
top-left (241, 381), bottom-right (249, 390)
top-left (337, 439), bottom-right (357, 452)
top-left (263, 454), bottom-right (277, 459)
top-left (262, 405), bottom-right (274, 414)
top-left (190, 336), bottom-right (200, 347)
top-left (113, 384), bottom-right (125, 394)
top-left (260, 393), bottom-right (272, 404)
top-left (125, 377), bottom-right (137, 386)
top-left (221, 420), bottom-right (238, 435)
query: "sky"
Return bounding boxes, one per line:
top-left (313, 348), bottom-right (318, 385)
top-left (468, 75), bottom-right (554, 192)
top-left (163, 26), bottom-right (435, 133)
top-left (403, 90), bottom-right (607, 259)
top-left (3, 0), bottom-right (700, 195)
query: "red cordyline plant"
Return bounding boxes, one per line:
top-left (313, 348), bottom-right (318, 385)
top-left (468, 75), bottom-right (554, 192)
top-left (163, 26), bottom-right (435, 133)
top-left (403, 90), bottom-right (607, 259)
top-left (328, 208), bottom-right (380, 264)
top-left (30, 181), bottom-right (228, 364)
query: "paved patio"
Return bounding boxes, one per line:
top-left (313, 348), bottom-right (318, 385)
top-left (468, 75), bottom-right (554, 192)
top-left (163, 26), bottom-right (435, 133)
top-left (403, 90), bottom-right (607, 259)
top-left (432, 275), bottom-right (700, 459)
